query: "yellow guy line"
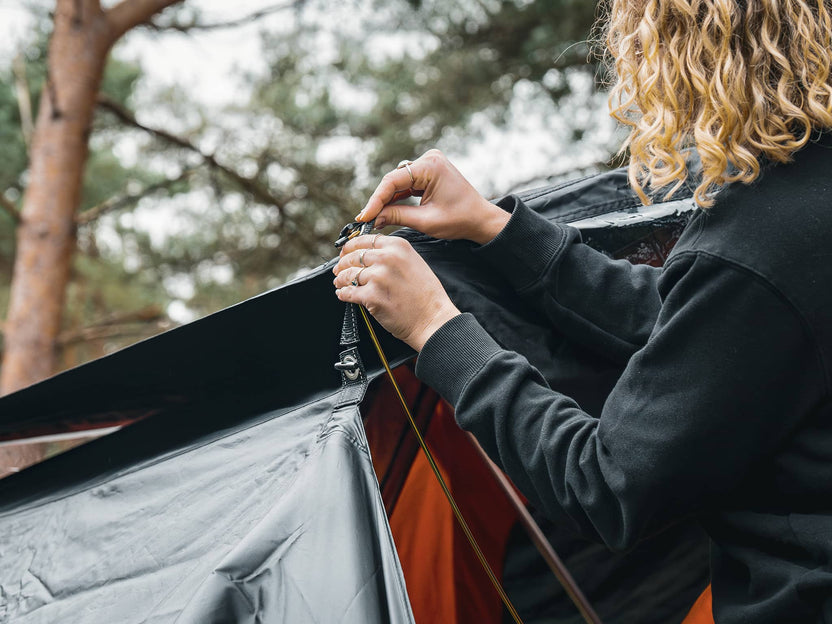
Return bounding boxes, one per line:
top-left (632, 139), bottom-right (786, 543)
top-left (358, 305), bottom-right (525, 624)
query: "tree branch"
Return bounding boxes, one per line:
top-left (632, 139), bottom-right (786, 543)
top-left (0, 193), bottom-right (21, 224)
top-left (12, 53), bottom-right (34, 149)
top-left (96, 95), bottom-right (289, 216)
top-left (77, 168), bottom-right (195, 225)
top-left (57, 305), bottom-right (166, 347)
top-left (1, 307), bottom-right (165, 349)
top-left (105, 0), bottom-right (183, 43)
top-left (57, 324), bottom-right (165, 347)
top-left (147, 1), bottom-right (302, 32)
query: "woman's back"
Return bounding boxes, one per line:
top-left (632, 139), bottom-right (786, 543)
top-left (665, 133), bottom-right (832, 621)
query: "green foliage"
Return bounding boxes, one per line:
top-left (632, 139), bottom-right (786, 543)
top-left (99, 57), bottom-right (143, 107)
top-left (0, 80), bottom-right (27, 193)
top-left (351, 0), bottom-right (601, 171)
top-left (0, 32), bottom-right (180, 365)
top-left (1, 0), bottom-right (615, 370)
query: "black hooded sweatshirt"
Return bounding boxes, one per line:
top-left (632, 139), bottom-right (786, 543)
top-left (416, 133), bottom-right (832, 623)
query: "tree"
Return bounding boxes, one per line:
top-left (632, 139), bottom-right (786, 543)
top-left (0, 0), bottom-right (615, 475)
top-left (110, 0), bottom-right (613, 315)
top-left (2, 0), bottom-right (183, 396)
top-left (0, 0), bottom-right (184, 474)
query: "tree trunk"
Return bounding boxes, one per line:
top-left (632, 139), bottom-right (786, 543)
top-left (0, 0), bottom-right (181, 476)
top-left (1, 0), bottom-right (110, 395)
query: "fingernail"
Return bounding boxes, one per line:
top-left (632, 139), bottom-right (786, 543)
top-left (375, 217), bottom-right (385, 228)
top-left (355, 210), bottom-right (366, 221)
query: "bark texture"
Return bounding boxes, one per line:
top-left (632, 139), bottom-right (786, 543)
top-left (2, 0), bottom-right (110, 395)
top-left (0, 0), bottom-right (182, 475)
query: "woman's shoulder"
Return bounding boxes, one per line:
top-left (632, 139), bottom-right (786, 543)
top-left (672, 134), bottom-right (832, 273)
top-left (665, 140), bottom-right (832, 367)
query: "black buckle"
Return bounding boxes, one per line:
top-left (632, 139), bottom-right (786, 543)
top-left (334, 219), bottom-right (376, 249)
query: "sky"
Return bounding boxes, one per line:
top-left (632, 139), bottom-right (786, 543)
top-left (0, 0), bottom-right (621, 321)
top-left (0, 1), bottom-right (300, 105)
top-left (0, 0), bottom-right (619, 191)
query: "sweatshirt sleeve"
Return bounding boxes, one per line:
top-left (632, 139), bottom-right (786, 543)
top-left (415, 251), bottom-right (824, 550)
top-left (473, 195), bottom-right (664, 363)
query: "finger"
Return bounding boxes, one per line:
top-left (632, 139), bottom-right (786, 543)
top-left (357, 168), bottom-right (413, 222)
top-left (335, 284), bottom-right (366, 306)
top-left (333, 265), bottom-right (374, 289)
top-left (390, 189), bottom-right (417, 204)
top-left (375, 202), bottom-right (432, 230)
top-left (341, 233), bottom-right (388, 256)
top-left (333, 248), bottom-right (376, 275)
top-left (357, 164), bottom-right (425, 222)
top-left (333, 266), bottom-right (361, 289)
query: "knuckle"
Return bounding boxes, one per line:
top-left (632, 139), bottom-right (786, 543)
top-left (423, 148), bottom-right (445, 166)
top-left (393, 238), bottom-right (412, 255)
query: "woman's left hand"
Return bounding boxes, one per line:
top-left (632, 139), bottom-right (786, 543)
top-left (333, 234), bottom-right (460, 352)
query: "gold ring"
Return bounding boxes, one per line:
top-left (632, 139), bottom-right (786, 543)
top-left (352, 267), bottom-right (366, 287)
top-left (372, 234), bottom-right (381, 249)
top-left (396, 159), bottom-right (415, 187)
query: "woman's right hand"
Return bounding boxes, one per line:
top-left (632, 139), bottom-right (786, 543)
top-left (355, 149), bottom-right (510, 245)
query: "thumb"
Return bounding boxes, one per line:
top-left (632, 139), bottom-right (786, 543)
top-left (376, 202), bottom-right (430, 231)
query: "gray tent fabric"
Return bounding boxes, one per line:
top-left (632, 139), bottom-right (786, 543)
top-left (0, 166), bottom-right (708, 624)
top-left (0, 394), bottom-right (414, 624)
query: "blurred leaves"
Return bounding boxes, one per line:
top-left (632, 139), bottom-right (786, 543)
top-left (0, 0), bottom-right (614, 370)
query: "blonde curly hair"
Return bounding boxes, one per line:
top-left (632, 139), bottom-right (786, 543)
top-left (604, 0), bottom-right (832, 207)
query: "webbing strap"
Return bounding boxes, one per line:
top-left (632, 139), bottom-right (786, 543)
top-left (356, 305), bottom-right (526, 624)
top-left (333, 219), bottom-right (375, 408)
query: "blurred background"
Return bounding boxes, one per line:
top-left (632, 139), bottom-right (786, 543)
top-left (0, 0), bottom-right (623, 471)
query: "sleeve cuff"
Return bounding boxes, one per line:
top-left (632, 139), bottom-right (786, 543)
top-left (414, 313), bottom-right (502, 407)
top-left (473, 195), bottom-right (574, 292)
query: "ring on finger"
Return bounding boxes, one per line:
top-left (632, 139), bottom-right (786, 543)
top-left (396, 159), bottom-right (415, 187)
top-left (372, 234), bottom-right (381, 249)
top-left (359, 250), bottom-right (366, 267)
top-left (351, 267), bottom-right (367, 287)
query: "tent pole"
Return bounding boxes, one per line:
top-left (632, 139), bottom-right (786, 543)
top-left (467, 433), bottom-right (603, 624)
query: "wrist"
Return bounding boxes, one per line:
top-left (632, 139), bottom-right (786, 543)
top-left (408, 304), bottom-right (461, 352)
top-left (470, 198), bottom-right (510, 245)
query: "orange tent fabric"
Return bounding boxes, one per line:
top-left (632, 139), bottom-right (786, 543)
top-left (365, 371), bottom-right (519, 624)
top-left (682, 585), bottom-right (713, 624)
top-left (365, 369), bottom-right (712, 624)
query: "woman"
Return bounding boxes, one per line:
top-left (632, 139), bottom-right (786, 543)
top-left (333, 0), bottom-right (832, 621)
